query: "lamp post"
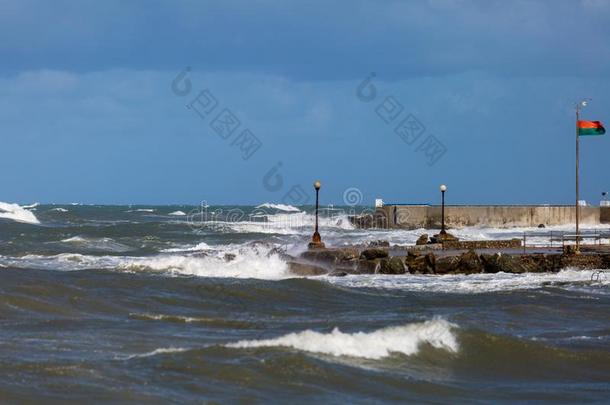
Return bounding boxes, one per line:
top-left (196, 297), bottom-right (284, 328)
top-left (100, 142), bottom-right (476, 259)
top-left (575, 99), bottom-right (591, 253)
top-left (440, 184), bottom-right (447, 235)
top-left (309, 180), bottom-right (325, 249)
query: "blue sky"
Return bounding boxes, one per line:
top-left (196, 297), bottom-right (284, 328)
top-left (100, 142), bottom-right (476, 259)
top-left (1, 0), bottom-right (609, 205)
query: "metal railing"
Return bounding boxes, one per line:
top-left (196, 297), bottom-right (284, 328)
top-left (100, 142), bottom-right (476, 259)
top-left (522, 229), bottom-right (610, 251)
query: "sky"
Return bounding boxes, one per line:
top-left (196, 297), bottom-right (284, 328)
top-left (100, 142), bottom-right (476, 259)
top-left (1, 0), bottom-right (609, 206)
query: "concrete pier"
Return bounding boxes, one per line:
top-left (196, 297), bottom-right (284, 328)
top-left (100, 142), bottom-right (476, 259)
top-left (355, 205), bottom-right (610, 229)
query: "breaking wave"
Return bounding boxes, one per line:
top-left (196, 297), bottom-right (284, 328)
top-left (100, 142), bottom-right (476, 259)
top-left (327, 269), bottom-right (610, 294)
top-left (226, 318), bottom-right (458, 359)
top-left (255, 203), bottom-right (301, 212)
top-left (0, 201), bottom-right (40, 224)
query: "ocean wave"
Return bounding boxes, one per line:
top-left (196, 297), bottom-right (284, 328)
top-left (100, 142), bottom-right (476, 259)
top-left (59, 236), bottom-right (133, 252)
top-left (219, 212), bottom-right (354, 235)
top-left (168, 210), bottom-right (186, 216)
top-left (160, 242), bottom-right (212, 253)
top-left (327, 269), bottom-right (610, 294)
top-left (121, 347), bottom-right (189, 360)
top-left (50, 207), bottom-right (69, 212)
top-left (0, 201), bottom-right (40, 224)
top-left (126, 208), bottom-right (155, 213)
top-left (256, 203), bottom-right (301, 212)
top-left (226, 318), bottom-right (458, 359)
top-left (0, 243), bottom-right (289, 279)
top-left (119, 246), bottom-right (288, 279)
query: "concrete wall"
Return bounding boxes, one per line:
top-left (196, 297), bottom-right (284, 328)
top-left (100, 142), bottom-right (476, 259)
top-left (377, 205), bottom-right (602, 229)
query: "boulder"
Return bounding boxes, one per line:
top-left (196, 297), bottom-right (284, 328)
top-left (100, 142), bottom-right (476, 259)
top-left (378, 257), bottom-right (406, 274)
top-left (355, 259), bottom-right (381, 274)
top-left (435, 255), bottom-right (461, 274)
top-left (416, 234), bottom-right (429, 245)
top-left (457, 249), bottom-right (483, 274)
top-left (328, 270), bottom-right (348, 277)
top-left (287, 261), bottom-right (328, 276)
top-left (430, 232), bottom-right (459, 244)
top-left (360, 248), bottom-right (389, 260)
top-left (480, 253), bottom-right (542, 274)
top-left (300, 248), bottom-right (359, 265)
top-left (405, 251), bottom-right (435, 274)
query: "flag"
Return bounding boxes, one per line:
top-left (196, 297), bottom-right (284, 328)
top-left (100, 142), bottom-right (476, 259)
top-left (578, 120), bottom-right (606, 136)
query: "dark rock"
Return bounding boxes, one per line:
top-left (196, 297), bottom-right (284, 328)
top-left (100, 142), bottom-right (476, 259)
top-left (329, 270), bottom-right (348, 277)
top-left (538, 223), bottom-right (546, 228)
top-left (416, 234), bottom-right (429, 246)
top-left (480, 253), bottom-right (546, 274)
top-left (223, 253), bottom-right (236, 262)
top-left (360, 248), bottom-right (389, 260)
top-left (458, 249), bottom-right (483, 274)
top-left (480, 253), bottom-right (503, 273)
top-left (378, 257), bottom-right (406, 274)
top-left (430, 232), bottom-right (459, 244)
top-left (405, 251), bottom-right (435, 274)
top-left (481, 253), bottom-right (525, 273)
top-left (300, 248), bottom-right (359, 265)
top-left (355, 259), bottom-right (380, 274)
top-left (435, 255), bottom-right (460, 274)
top-left (287, 261), bottom-right (328, 276)
top-left (367, 240), bottom-right (390, 248)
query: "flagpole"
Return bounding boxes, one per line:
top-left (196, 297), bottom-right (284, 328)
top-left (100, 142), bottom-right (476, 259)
top-left (576, 104), bottom-right (580, 253)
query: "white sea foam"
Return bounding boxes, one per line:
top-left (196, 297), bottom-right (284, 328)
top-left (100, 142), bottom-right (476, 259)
top-left (256, 203), bottom-right (301, 212)
top-left (160, 242), bottom-right (212, 253)
top-left (22, 202), bottom-right (39, 209)
top-left (119, 246), bottom-right (288, 279)
top-left (122, 347), bottom-right (189, 360)
top-left (0, 243), bottom-right (288, 279)
top-left (0, 202), bottom-right (40, 224)
top-left (126, 208), bottom-right (155, 213)
top-left (168, 210), bottom-right (186, 216)
top-left (226, 318), bottom-right (458, 359)
top-left (51, 207), bottom-right (69, 212)
top-left (326, 269), bottom-right (610, 294)
top-left (219, 212), bottom-right (354, 235)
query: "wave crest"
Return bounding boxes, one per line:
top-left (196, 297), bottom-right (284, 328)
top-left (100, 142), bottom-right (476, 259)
top-left (0, 201), bottom-right (40, 224)
top-left (226, 318), bottom-right (458, 359)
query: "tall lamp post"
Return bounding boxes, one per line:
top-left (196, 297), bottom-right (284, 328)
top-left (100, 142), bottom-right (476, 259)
top-left (575, 99), bottom-right (591, 253)
top-left (309, 180), bottom-right (325, 249)
top-left (440, 184), bottom-right (447, 235)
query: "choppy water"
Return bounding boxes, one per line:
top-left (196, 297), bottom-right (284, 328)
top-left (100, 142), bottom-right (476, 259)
top-left (1, 203), bottom-right (609, 403)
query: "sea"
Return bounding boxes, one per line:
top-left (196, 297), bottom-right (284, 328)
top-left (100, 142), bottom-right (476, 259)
top-left (0, 202), bottom-right (609, 404)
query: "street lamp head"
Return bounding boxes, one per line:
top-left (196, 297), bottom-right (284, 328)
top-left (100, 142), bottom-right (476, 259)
top-left (314, 180), bottom-right (321, 190)
top-left (440, 184), bottom-right (447, 192)
top-left (581, 100), bottom-right (588, 107)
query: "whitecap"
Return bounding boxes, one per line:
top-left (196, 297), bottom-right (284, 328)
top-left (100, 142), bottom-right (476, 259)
top-left (121, 347), bottom-right (189, 360)
top-left (226, 318), bottom-right (458, 359)
top-left (326, 269), bottom-right (609, 294)
top-left (0, 201), bottom-right (40, 224)
top-left (256, 203), bottom-right (301, 212)
top-left (168, 210), bottom-right (186, 216)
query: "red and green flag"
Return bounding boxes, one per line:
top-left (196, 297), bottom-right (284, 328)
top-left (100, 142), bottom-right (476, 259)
top-left (578, 120), bottom-right (606, 136)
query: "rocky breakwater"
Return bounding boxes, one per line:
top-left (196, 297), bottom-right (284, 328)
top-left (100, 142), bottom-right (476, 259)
top-left (286, 246), bottom-right (610, 277)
